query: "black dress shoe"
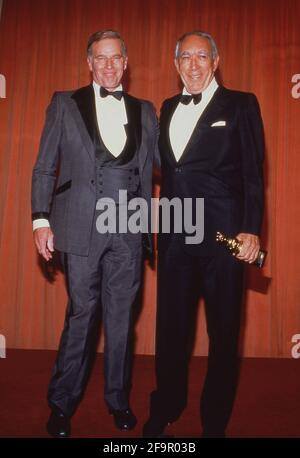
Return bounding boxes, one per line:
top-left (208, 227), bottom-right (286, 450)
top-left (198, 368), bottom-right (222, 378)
top-left (202, 430), bottom-right (225, 438)
top-left (46, 409), bottom-right (71, 438)
top-left (109, 408), bottom-right (137, 431)
top-left (143, 417), bottom-right (171, 438)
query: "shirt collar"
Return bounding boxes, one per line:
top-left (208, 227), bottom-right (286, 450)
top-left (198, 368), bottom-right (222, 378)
top-left (182, 77), bottom-right (218, 100)
top-left (93, 80), bottom-right (123, 95)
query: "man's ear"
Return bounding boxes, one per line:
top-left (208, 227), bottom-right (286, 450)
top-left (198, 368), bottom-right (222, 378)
top-left (87, 56), bottom-right (92, 72)
top-left (124, 57), bottom-right (128, 70)
top-left (174, 58), bottom-right (180, 74)
top-left (213, 55), bottom-right (220, 72)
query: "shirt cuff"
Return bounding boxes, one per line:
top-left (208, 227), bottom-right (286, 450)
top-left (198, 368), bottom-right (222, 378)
top-left (33, 219), bottom-right (50, 231)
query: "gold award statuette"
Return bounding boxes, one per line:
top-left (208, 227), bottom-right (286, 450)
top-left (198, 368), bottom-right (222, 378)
top-left (216, 232), bottom-right (267, 268)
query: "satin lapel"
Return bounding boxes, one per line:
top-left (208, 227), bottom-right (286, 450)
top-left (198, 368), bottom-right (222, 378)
top-left (196, 86), bottom-right (228, 126)
top-left (159, 95), bottom-right (181, 158)
top-left (178, 86), bottom-right (228, 162)
top-left (123, 93), bottom-right (142, 169)
top-left (70, 85), bottom-right (96, 163)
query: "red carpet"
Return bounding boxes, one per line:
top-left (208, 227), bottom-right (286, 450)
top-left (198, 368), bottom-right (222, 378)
top-left (0, 350), bottom-right (299, 438)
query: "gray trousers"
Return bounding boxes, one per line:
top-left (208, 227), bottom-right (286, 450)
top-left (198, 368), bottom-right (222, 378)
top-left (47, 222), bottom-right (142, 417)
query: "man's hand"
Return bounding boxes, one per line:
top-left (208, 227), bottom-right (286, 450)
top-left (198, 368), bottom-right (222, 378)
top-left (33, 227), bottom-right (55, 261)
top-left (235, 233), bottom-right (260, 264)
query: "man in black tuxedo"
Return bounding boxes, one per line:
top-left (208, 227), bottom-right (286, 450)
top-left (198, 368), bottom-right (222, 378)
top-left (143, 31), bottom-right (264, 438)
top-left (32, 30), bottom-right (157, 437)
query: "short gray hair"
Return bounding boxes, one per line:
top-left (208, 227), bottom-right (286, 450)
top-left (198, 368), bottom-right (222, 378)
top-left (175, 31), bottom-right (218, 60)
top-left (87, 30), bottom-right (127, 57)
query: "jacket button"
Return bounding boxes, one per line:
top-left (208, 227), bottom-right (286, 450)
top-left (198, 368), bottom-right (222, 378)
top-left (91, 180), bottom-right (94, 184)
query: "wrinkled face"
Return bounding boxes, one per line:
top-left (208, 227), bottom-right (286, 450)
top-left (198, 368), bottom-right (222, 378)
top-left (175, 35), bottom-right (219, 94)
top-left (87, 38), bottom-right (127, 90)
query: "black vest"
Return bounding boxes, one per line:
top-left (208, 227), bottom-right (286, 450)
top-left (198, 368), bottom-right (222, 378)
top-left (93, 111), bottom-right (140, 203)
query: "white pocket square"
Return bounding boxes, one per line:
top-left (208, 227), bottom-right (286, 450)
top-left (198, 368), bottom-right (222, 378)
top-left (211, 121), bottom-right (226, 126)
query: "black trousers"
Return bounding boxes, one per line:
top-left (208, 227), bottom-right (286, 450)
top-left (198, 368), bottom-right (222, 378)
top-left (47, 226), bottom-right (142, 417)
top-left (150, 240), bottom-right (244, 434)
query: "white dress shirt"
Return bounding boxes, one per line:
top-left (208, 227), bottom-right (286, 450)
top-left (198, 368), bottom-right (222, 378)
top-left (33, 81), bottom-right (128, 231)
top-left (169, 77), bottom-right (219, 162)
top-left (93, 81), bottom-right (127, 157)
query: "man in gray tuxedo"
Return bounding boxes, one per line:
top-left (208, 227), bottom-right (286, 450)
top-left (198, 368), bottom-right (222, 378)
top-left (32, 30), bottom-right (157, 437)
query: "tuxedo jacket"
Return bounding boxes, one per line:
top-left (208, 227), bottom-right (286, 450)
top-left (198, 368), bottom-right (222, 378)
top-left (31, 85), bottom-right (157, 256)
top-left (158, 86), bottom-right (265, 255)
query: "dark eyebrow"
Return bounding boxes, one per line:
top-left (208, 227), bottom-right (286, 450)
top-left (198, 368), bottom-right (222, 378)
top-left (94, 53), bottom-right (123, 58)
top-left (180, 50), bottom-right (210, 58)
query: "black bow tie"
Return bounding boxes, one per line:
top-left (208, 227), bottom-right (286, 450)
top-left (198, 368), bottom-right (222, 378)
top-left (100, 86), bottom-right (124, 101)
top-left (180, 93), bottom-right (202, 105)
